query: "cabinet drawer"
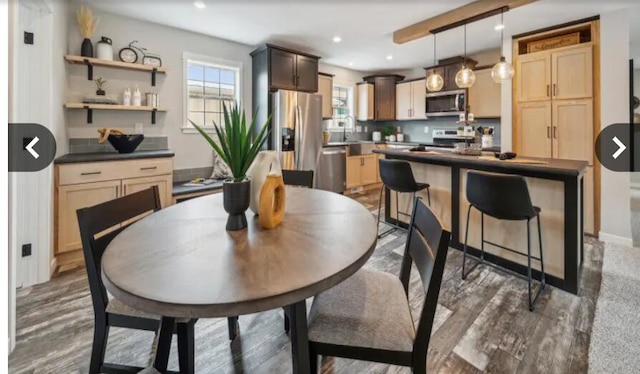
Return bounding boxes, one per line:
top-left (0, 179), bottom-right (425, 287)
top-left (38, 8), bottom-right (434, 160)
top-left (58, 158), bottom-right (173, 185)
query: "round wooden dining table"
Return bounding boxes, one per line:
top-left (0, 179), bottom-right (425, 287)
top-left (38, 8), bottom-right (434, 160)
top-left (102, 187), bottom-right (378, 374)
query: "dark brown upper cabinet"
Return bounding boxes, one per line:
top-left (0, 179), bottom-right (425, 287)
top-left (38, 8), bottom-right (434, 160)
top-left (251, 44), bottom-right (321, 149)
top-left (269, 49), bottom-right (297, 90)
top-left (363, 75), bottom-right (405, 121)
top-left (253, 44), bottom-right (320, 94)
top-left (424, 56), bottom-right (478, 92)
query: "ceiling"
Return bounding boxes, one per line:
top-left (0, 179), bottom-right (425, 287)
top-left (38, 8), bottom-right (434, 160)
top-left (87, 0), bottom-right (640, 72)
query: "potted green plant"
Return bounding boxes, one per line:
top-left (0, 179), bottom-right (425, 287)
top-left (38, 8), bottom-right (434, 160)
top-left (94, 77), bottom-right (107, 96)
top-left (190, 102), bottom-right (270, 231)
top-left (382, 126), bottom-right (393, 141)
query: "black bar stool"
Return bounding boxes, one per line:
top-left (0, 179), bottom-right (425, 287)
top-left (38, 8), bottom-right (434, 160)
top-left (462, 170), bottom-right (546, 311)
top-left (377, 159), bottom-right (430, 238)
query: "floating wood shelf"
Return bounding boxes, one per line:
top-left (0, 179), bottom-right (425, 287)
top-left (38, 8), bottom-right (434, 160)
top-left (64, 103), bottom-right (166, 124)
top-left (64, 55), bottom-right (166, 86)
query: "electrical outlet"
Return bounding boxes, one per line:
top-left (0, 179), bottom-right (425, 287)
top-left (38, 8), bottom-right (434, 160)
top-left (22, 243), bottom-right (32, 257)
top-left (364, 126), bottom-right (368, 133)
top-left (424, 126), bottom-right (429, 134)
top-left (397, 126), bottom-right (401, 132)
top-left (134, 123), bottom-right (144, 134)
top-left (356, 125), bottom-right (362, 133)
top-left (24, 31), bottom-right (34, 45)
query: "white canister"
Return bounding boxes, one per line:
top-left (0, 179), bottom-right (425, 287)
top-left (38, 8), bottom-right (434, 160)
top-left (481, 135), bottom-right (493, 149)
top-left (132, 86), bottom-right (141, 106)
top-left (96, 37), bottom-right (114, 61)
top-left (372, 131), bottom-right (382, 142)
top-left (389, 135), bottom-right (397, 142)
top-left (123, 88), bottom-right (131, 106)
top-left (145, 92), bottom-right (159, 108)
top-left (246, 151), bottom-right (282, 215)
top-left (396, 133), bottom-right (405, 142)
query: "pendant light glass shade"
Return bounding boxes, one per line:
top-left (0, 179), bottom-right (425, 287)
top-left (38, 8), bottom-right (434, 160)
top-left (491, 56), bottom-right (514, 83)
top-left (455, 67), bottom-right (476, 88)
top-left (426, 71), bottom-right (444, 92)
top-left (456, 24), bottom-right (475, 89)
top-left (491, 10), bottom-right (514, 83)
top-left (426, 34), bottom-right (444, 92)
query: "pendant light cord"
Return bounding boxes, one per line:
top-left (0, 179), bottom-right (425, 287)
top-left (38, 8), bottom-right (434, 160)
top-left (500, 9), bottom-right (504, 57)
top-left (463, 23), bottom-right (467, 67)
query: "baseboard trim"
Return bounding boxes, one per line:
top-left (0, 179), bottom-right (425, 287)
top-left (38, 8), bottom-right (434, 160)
top-left (49, 256), bottom-right (58, 276)
top-left (599, 231), bottom-right (633, 247)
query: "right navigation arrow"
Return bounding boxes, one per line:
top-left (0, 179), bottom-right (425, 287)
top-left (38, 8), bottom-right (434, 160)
top-left (612, 136), bottom-right (627, 160)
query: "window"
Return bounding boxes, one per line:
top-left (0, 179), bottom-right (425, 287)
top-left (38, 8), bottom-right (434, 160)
top-left (327, 84), bottom-right (353, 131)
top-left (182, 53), bottom-right (242, 133)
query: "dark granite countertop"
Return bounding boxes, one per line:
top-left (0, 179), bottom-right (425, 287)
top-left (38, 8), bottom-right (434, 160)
top-left (374, 148), bottom-right (587, 177)
top-left (54, 149), bottom-right (175, 164)
top-left (323, 140), bottom-right (500, 153)
top-left (172, 180), bottom-right (224, 196)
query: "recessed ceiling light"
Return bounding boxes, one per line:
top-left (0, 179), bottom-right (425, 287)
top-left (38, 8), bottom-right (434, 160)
top-left (349, 62), bottom-right (354, 66)
top-left (494, 24), bottom-right (505, 31)
top-left (333, 36), bottom-right (342, 43)
top-left (194, 1), bottom-right (206, 9)
top-left (386, 55), bottom-right (393, 60)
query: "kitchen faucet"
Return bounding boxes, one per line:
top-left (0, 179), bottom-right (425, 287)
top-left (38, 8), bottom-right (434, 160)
top-left (342, 115), bottom-right (355, 142)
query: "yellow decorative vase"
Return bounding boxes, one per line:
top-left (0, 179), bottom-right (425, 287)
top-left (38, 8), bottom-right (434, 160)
top-left (259, 174), bottom-right (286, 229)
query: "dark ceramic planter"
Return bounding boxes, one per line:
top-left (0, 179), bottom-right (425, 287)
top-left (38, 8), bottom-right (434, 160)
top-left (223, 179), bottom-right (251, 231)
top-left (81, 38), bottom-right (93, 57)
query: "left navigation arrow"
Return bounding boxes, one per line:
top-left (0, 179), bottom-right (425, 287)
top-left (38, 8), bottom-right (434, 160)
top-left (25, 136), bottom-right (40, 159)
top-left (9, 123), bottom-right (56, 172)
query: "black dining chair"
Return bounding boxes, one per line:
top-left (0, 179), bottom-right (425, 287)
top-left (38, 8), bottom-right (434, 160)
top-left (377, 158), bottom-right (431, 238)
top-left (77, 186), bottom-right (204, 374)
top-left (282, 169), bottom-right (314, 188)
top-left (462, 170), bottom-right (546, 311)
top-left (306, 197), bottom-right (451, 374)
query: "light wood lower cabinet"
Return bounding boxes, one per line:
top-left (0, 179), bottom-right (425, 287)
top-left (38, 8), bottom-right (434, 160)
top-left (55, 157), bottom-right (173, 272)
top-left (57, 180), bottom-right (121, 254)
top-left (346, 154), bottom-right (378, 189)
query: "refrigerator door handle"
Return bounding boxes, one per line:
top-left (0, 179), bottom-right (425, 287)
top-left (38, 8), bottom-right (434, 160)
top-left (295, 105), bottom-right (303, 170)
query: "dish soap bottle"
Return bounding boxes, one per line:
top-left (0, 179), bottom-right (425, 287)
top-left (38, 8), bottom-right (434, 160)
top-left (132, 86), bottom-right (141, 107)
top-left (123, 88), bottom-right (131, 106)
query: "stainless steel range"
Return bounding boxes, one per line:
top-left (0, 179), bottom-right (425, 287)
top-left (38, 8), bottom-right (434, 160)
top-left (432, 129), bottom-right (475, 147)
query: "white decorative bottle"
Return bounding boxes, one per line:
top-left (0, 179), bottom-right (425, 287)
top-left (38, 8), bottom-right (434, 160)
top-left (123, 88), bottom-right (131, 106)
top-left (246, 151), bottom-right (282, 214)
top-left (132, 86), bottom-right (141, 107)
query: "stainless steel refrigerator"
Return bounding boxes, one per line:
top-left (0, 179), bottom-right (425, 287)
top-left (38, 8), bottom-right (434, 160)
top-left (272, 90), bottom-right (323, 186)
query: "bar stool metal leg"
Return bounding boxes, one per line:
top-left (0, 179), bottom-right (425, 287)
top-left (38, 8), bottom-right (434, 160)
top-left (526, 220), bottom-right (533, 311)
top-left (377, 185), bottom-right (400, 239)
top-left (462, 205), bottom-right (472, 279)
top-left (537, 214), bottom-right (546, 288)
top-left (426, 186), bottom-right (431, 206)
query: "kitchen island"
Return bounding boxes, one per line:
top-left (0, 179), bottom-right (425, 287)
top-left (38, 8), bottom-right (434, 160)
top-left (374, 148), bottom-right (588, 294)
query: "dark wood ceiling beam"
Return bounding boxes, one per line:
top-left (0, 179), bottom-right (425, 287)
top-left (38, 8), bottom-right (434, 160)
top-left (393, 0), bottom-right (539, 44)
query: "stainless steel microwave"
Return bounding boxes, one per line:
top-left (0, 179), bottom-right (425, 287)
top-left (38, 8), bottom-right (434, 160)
top-left (425, 89), bottom-right (466, 117)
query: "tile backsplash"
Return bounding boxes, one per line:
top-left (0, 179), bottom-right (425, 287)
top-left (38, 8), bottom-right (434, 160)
top-left (327, 117), bottom-right (501, 144)
top-left (68, 136), bottom-right (169, 154)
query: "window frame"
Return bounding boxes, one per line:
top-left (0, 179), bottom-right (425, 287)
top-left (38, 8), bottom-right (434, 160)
top-left (327, 82), bottom-right (355, 132)
top-left (182, 52), bottom-right (243, 134)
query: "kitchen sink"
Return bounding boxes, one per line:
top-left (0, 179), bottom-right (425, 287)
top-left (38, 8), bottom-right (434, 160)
top-left (348, 142), bottom-right (376, 155)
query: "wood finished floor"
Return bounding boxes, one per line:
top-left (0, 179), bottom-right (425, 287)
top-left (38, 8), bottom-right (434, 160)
top-left (9, 190), bottom-right (603, 374)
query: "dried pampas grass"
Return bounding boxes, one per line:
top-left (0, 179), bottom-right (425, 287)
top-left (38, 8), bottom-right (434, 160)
top-left (77, 5), bottom-right (99, 39)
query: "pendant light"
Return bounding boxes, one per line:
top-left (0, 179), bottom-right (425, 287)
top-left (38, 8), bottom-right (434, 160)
top-left (455, 23), bottom-right (476, 88)
top-left (491, 9), bottom-right (514, 83)
top-left (426, 34), bottom-right (444, 92)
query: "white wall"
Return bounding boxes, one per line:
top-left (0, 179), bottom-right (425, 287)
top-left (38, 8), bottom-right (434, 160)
top-left (600, 9), bottom-right (633, 245)
top-left (66, 6), bottom-right (254, 170)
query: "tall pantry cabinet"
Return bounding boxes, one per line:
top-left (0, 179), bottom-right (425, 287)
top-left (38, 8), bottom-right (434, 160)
top-left (513, 20), bottom-right (599, 235)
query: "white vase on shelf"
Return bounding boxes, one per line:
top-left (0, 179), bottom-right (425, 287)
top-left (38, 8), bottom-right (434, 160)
top-left (246, 151), bottom-right (282, 214)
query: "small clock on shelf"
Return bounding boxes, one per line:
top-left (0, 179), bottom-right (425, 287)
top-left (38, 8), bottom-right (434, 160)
top-left (118, 40), bottom-right (162, 67)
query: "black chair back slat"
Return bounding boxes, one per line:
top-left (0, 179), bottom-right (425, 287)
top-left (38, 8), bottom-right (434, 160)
top-left (76, 186), bottom-right (161, 315)
top-left (282, 169), bottom-right (314, 188)
top-left (398, 197), bottom-right (451, 355)
top-left (379, 159), bottom-right (419, 193)
top-left (466, 170), bottom-right (536, 220)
